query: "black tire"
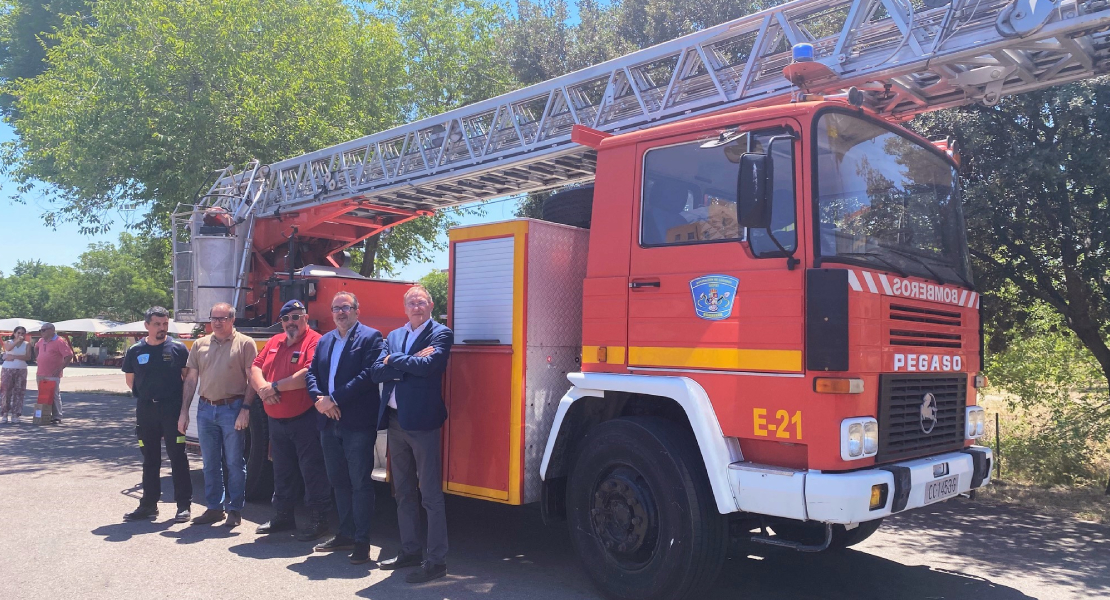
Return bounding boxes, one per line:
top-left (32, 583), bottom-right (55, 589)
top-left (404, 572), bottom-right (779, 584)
top-left (567, 417), bottom-right (728, 600)
top-left (770, 518), bottom-right (883, 550)
top-left (542, 185), bottom-right (594, 229)
top-left (244, 402), bottom-right (274, 503)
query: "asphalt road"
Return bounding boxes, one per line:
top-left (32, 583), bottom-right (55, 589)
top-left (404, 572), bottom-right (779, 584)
top-left (0, 392), bottom-right (1107, 600)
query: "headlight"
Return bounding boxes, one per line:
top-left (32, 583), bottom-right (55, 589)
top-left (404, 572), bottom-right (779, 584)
top-left (841, 417), bottom-right (879, 461)
top-left (966, 407), bottom-right (985, 439)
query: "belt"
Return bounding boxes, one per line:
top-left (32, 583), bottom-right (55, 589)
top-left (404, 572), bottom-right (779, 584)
top-left (200, 396), bottom-right (243, 407)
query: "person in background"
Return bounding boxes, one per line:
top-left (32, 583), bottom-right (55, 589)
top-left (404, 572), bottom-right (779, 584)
top-left (1, 326), bottom-right (32, 424)
top-left (35, 323), bottom-right (74, 425)
top-left (178, 302), bottom-right (259, 528)
top-left (121, 307), bottom-right (193, 522)
top-left (249, 300), bottom-right (331, 541)
top-left (372, 285), bottom-right (454, 583)
top-left (306, 291), bottom-right (385, 565)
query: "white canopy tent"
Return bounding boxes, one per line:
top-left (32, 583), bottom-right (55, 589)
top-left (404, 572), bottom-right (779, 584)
top-left (100, 319), bottom-right (196, 337)
top-left (51, 318), bottom-right (122, 334)
top-left (0, 318), bottom-right (43, 333)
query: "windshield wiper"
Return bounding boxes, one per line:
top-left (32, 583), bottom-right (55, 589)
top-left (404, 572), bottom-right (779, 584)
top-left (879, 245), bottom-right (972, 288)
top-left (823, 252), bottom-right (909, 278)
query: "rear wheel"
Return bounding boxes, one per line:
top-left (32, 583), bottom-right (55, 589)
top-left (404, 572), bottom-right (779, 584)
top-left (567, 417), bottom-right (727, 600)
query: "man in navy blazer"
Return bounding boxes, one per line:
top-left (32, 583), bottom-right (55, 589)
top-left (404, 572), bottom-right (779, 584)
top-left (372, 284), bottom-right (453, 583)
top-left (305, 291), bottom-right (384, 565)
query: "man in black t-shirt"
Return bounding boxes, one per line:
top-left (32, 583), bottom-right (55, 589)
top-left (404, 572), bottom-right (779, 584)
top-left (121, 306), bottom-right (192, 522)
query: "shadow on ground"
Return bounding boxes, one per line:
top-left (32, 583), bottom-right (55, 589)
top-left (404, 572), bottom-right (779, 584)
top-left (6, 392), bottom-right (1109, 599)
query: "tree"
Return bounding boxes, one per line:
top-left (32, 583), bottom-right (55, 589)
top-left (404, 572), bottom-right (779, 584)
top-left (913, 79), bottom-right (1110, 392)
top-left (419, 269), bottom-right (448, 318)
top-left (353, 0), bottom-right (511, 276)
top-left (0, 0), bottom-right (89, 116)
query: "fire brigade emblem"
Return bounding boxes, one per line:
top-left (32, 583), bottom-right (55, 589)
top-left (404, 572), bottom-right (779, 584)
top-left (689, 275), bottom-right (739, 321)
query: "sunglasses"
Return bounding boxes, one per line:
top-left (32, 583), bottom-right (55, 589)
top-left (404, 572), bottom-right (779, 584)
top-left (331, 305), bottom-right (355, 314)
top-left (280, 313), bottom-right (305, 323)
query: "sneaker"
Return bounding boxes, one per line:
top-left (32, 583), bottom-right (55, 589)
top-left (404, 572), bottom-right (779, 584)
top-left (349, 542), bottom-right (372, 565)
top-left (10, 416), bottom-right (19, 424)
top-left (191, 508), bottom-right (225, 525)
top-left (222, 511), bottom-right (242, 528)
top-left (50, 418), bottom-right (62, 425)
top-left (380, 551), bottom-right (423, 570)
top-left (405, 561), bottom-right (447, 584)
top-left (314, 535), bottom-right (356, 553)
top-left (123, 505), bottom-right (159, 521)
top-left (256, 514), bottom-right (296, 534)
top-left (174, 507), bottom-right (191, 523)
top-left (1, 415), bottom-right (8, 424)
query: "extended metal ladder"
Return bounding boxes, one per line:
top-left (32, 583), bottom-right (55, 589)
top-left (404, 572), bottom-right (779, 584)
top-left (204, 0), bottom-right (1110, 225)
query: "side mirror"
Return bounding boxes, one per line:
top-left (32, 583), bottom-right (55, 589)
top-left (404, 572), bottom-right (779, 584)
top-left (737, 153), bottom-right (772, 229)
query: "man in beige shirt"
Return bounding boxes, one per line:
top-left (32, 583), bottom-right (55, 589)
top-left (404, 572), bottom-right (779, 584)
top-left (178, 302), bottom-right (258, 527)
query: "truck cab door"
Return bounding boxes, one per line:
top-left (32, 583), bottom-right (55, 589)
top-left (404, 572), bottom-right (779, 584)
top-left (627, 120), bottom-right (805, 376)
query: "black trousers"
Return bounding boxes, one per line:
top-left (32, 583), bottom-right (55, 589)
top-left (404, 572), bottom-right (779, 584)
top-left (269, 410), bottom-right (332, 514)
top-left (136, 399), bottom-right (192, 508)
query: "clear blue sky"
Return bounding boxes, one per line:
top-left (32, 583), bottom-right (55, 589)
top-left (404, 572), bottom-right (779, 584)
top-left (0, 120), bottom-right (519, 282)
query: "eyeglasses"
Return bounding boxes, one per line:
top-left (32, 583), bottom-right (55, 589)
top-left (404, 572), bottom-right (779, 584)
top-left (331, 305), bottom-right (355, 314)
top-left (280, 313), bottom-right (304, 323)
top-left (210, 316), bottom-right (232, 323)
top-left (406, 300), bottom-right (430, 308)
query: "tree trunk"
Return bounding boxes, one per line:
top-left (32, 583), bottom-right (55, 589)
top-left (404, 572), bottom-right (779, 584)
top-left (360, 234), bottom-right (380, 278)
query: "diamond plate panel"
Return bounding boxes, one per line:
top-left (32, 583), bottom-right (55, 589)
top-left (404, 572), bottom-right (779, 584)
top-left (523, 220), bottom-right (589, 503)
top-left (524, 346), bottom-right (580, 504)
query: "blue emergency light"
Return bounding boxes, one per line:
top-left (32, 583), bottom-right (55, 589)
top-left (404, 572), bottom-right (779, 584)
top-left (792, 43), bottom-right (814, 63)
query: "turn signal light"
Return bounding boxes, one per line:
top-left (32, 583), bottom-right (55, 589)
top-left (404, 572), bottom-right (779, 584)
top-left (974, 373), bottom-right (988, 388)
top-left (597, 346), bottom-right (608, 363)
top-left (870, 484), bottom-right (888, 511)
top-left (814, 378), bottom-right (864, 394)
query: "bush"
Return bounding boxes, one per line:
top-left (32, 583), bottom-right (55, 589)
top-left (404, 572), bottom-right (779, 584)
top-left (984, 299), bottom-right (1110, 487)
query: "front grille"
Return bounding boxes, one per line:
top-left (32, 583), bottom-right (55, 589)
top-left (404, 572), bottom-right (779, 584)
top-left (888, 303), bottom-right (964, 348)
top-left (877, 374), bottom-right (967, 463)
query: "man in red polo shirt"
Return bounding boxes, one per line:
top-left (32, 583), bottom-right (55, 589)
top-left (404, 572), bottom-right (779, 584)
top-left (249, 300), bottom-right (331, 541)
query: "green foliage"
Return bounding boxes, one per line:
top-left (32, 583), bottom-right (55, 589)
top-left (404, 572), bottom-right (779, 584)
top-left (419, 269), bottom-right (448, 318)
top-left (911, 79), bottom-right (1110, 390)
top-left (983, 291), bottom-right (1110, 486)
top-left (3, 0), bottom-right (409, 234)
top-left (0, 0), bottom-right (89, 116)
top-left (0, 232), bottom-right (170, 322)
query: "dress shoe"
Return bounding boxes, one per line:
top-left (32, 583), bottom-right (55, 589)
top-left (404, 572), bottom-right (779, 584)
top-left (174, 506), bottom-right (191, 523)
top-left (405, 561), bottom-right (447, 583)
top-left (314, 535), bottom-right (355, 553)
top-left (380, 551), bottom-right (422, 571)
top-left (256, 514), bottom-right (296, 534)
top-left (123, 505), bottom-right (158, 521)
top-left (191, 508), bottom-right (225, 525)
top-left (222, 511), bottom-right (242, 528)
top-left (349, 542), bottom-right (373, 564)
top-left (296, 509), bottom-right (329, 542)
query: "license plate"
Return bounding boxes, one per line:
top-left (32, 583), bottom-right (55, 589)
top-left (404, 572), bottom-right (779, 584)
top-left (924, 474), bottom-right (960, 504)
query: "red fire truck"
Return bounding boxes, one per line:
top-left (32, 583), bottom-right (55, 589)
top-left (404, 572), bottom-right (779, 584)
top-left (171, 0), bottom-right (1110, 597)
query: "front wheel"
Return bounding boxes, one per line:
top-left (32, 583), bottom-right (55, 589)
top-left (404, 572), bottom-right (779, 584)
top-left (567, 417), bottom-right (727, 600)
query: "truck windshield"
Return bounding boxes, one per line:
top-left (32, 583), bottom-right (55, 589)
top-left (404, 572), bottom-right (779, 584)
top-left (814, 111), bottom-right (972, 286)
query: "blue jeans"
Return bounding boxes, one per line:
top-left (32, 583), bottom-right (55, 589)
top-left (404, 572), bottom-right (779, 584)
top-left (197, 398), bottom-right (247, 511)
top-left (320, 425), bottom-right (376, 543)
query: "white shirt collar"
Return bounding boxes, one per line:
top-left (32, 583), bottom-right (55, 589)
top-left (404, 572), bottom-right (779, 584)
top-left (404, 318), bottom-right (432, 336)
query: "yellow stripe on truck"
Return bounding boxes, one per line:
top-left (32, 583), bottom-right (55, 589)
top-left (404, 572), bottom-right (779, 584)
top-left (627, 346), bottom-right (802, 372)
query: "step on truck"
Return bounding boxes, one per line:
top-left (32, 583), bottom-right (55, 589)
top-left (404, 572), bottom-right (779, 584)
top-left (170, 0), bottom-right (1110, 597)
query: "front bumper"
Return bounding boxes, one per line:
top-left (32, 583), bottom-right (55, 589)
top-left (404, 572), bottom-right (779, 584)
top-left (729, 446), bottom-right (992, 524)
